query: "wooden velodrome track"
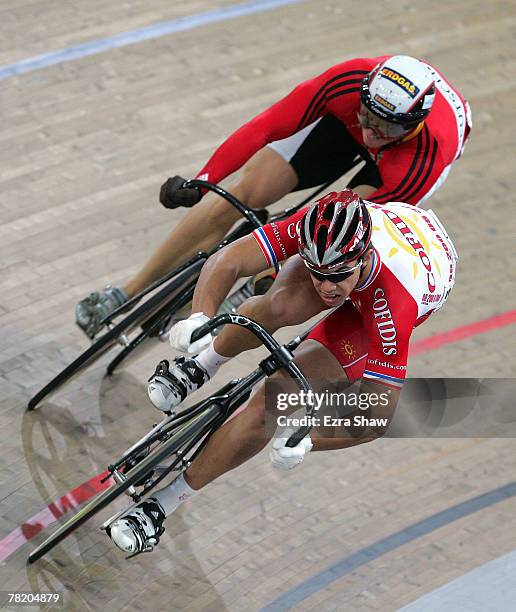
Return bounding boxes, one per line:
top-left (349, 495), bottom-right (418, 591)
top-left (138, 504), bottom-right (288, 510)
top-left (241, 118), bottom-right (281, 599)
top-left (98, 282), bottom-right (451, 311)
top-left (1, 0), bottom-right (515, 610)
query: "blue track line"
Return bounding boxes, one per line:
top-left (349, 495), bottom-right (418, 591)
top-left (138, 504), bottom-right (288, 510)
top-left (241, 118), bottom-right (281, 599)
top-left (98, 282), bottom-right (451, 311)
top-left (0, 0), bottom-right (306, 81)
top-left (261, 480), bottom-right (516, 611)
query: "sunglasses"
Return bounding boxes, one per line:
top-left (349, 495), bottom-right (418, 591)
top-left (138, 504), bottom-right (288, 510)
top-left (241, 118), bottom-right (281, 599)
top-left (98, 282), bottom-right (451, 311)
top-left (357, 107), bottom-right (413, 139)
top-left (305, 259), bottom-right (362, 283)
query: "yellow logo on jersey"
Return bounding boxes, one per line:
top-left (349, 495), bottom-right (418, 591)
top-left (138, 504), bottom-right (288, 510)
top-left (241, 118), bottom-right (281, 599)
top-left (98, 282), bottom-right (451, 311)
top-left (340, 340), bottom-right (357, 360)
top-left (380, 210), bottom-right (442, 292)
top-left (380, 68), bottom-right (419, 98)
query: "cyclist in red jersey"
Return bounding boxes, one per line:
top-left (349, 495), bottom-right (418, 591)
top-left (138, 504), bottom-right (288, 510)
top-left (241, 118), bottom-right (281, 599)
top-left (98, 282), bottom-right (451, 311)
top-left (107, 188), bottom-right (458, 555)
top-left (76, 55), bottom-right (471, 339)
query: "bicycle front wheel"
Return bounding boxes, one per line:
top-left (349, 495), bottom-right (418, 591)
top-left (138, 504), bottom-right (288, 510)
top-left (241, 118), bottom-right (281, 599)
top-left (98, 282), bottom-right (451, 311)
top-left (27, 258), bottom-right (205, 410)
top-left (106, 278), bottom-right (197, 376)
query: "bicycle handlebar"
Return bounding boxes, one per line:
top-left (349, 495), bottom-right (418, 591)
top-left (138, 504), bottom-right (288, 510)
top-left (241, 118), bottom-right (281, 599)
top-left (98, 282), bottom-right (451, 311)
top-left (183, 179), bottom-right (265, 230)
top-left (191, 313), bottom-right (315, 447)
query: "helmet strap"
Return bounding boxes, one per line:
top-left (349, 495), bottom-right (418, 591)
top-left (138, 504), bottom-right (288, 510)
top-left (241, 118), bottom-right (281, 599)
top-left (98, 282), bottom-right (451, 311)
top-left (401, 120), bottom-right (425, 143)
top-left (356, 247), bottom-right (373, 287)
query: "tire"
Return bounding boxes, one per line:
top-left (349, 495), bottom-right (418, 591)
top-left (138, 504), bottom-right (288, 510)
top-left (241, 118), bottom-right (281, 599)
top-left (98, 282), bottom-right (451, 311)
top-left (106, 278), bottom-right (197, 376)
top-left (27, 258), bottom-right (205, 410)
top-left (27, 404), bottom-right (221, 563)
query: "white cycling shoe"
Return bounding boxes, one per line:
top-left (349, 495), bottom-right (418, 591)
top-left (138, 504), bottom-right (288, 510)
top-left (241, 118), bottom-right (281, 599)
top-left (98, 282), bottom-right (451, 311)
top-left (147, 357), bottom-right (210, 411)
top-left (107, 498), bottom-right (166, 556)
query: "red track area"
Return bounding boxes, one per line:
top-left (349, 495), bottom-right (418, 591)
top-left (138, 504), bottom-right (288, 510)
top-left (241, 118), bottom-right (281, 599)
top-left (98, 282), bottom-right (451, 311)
top-left (0, 472), bottom-right (112, 562)
top-left (411, 309), bottom-right (516, 355)
top-left (1, 309), bottom-right (515, 563)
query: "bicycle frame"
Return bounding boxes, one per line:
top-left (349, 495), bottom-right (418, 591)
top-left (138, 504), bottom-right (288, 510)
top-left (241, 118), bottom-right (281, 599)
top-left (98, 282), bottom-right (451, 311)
top-left (98, 313), bottom-right (316, 531)
top-left (104, 313), bottom-right (316, 502)
top-left (27, 314), bottom-right (316, 563)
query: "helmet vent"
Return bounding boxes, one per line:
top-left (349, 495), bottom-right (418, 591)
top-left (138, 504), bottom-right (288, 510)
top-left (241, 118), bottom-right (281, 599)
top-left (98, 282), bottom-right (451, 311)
top-left (341, 213), bottom-right (360, 249)
top-left (344, 246), bottom-right (360, 262)
top-left (316, 226), bottom-right (328, 263)
top-left (308, 206), bottom-right (317, 240)
top-left (322, 202), bottom-right (335, 221)
top-left (331, 207), bottom-right (348, 244)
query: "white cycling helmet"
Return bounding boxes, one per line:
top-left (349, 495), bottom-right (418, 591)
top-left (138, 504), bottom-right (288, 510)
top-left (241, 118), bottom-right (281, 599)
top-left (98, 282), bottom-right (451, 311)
top-left (360, 55), bottom-right (436, 126)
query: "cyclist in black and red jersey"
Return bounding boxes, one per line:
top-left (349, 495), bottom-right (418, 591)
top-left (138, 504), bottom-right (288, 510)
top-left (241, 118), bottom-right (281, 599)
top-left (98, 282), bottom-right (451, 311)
top-left (76, 55), bottom-right (471, 338)
top-left (106, 188), bottom-right (458, 555)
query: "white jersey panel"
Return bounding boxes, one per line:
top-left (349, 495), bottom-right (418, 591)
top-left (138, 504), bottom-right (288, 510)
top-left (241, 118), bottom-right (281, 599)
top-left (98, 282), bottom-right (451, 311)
top-left (267, 118), bottom-right (322, 162)
top-left (367, 202), bottom-right (458, 319)
top-left (423, 62), bottom-right (471, 161)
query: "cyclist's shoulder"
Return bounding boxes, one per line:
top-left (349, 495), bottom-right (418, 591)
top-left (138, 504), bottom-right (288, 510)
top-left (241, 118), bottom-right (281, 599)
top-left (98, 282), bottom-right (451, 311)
top-left (253, 206), bottom-right (308, 264)
top-left (317, 56), bottom-right (387, 78)
top-left (351, 254), bottom-right (418, 336)
top-left (268, 206), bottom-right (308, 234)
top-left (366, 200), bottom-right (450, 234)
top-left (362, 201), bottom-right (456, 304)
top-left (367, 201), bottom-right (443, 249)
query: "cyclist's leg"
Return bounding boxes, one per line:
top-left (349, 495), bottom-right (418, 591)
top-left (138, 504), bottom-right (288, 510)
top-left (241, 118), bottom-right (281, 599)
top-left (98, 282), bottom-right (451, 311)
top-left (124, 148), bottom-right (297, 297)
top-left (352, 184), bottom-right (376, 198)
top-left (109, 339), bottom-right (344, 553)
top-left (184, 302), bottom-right (369, 488)
top-left (183, 340), bottom-right (351, 489)
top-left (76, 148), bottom-right (296, 338)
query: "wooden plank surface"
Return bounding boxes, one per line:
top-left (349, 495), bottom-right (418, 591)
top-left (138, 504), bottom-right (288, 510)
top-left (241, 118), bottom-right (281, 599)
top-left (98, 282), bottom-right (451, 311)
top-left (1, 1), bottom-right (515, 610)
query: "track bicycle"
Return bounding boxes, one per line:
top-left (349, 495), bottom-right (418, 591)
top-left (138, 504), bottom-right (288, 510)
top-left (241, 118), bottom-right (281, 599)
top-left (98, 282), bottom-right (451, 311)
top-left (27, 180), bottom-right (332, 410)
top-left (27, 313), bottom-right (316, 563)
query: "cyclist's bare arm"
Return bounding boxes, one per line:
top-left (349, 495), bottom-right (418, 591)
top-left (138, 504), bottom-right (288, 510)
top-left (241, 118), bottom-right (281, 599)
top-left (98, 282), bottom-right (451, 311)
top-left (192, 235), bottom-right (268, 316)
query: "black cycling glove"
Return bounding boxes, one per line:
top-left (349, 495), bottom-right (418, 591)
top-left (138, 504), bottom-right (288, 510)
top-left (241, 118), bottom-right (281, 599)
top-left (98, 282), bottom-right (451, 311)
top-left (159, 175), bottom-right (202, 209)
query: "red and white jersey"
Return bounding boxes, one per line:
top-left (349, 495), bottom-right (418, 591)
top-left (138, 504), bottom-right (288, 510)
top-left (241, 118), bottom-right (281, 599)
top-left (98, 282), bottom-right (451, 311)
top-left (252, 199), bottom-right (458, 388)
top-left (196, 56), bottom-right (471, 206)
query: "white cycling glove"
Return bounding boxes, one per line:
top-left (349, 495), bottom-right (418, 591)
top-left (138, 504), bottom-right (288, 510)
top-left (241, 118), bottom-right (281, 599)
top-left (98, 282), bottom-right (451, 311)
top-left (270, 428), bottom-right (313, 471)
top-left (168, 312), bottom-right (212, 354)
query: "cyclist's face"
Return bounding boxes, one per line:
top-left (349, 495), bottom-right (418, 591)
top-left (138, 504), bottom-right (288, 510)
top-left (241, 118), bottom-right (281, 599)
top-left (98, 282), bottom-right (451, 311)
top-left (309, 258), bottom-right (362, 307)
top-left (357, 104), bottom-right (409, 148)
